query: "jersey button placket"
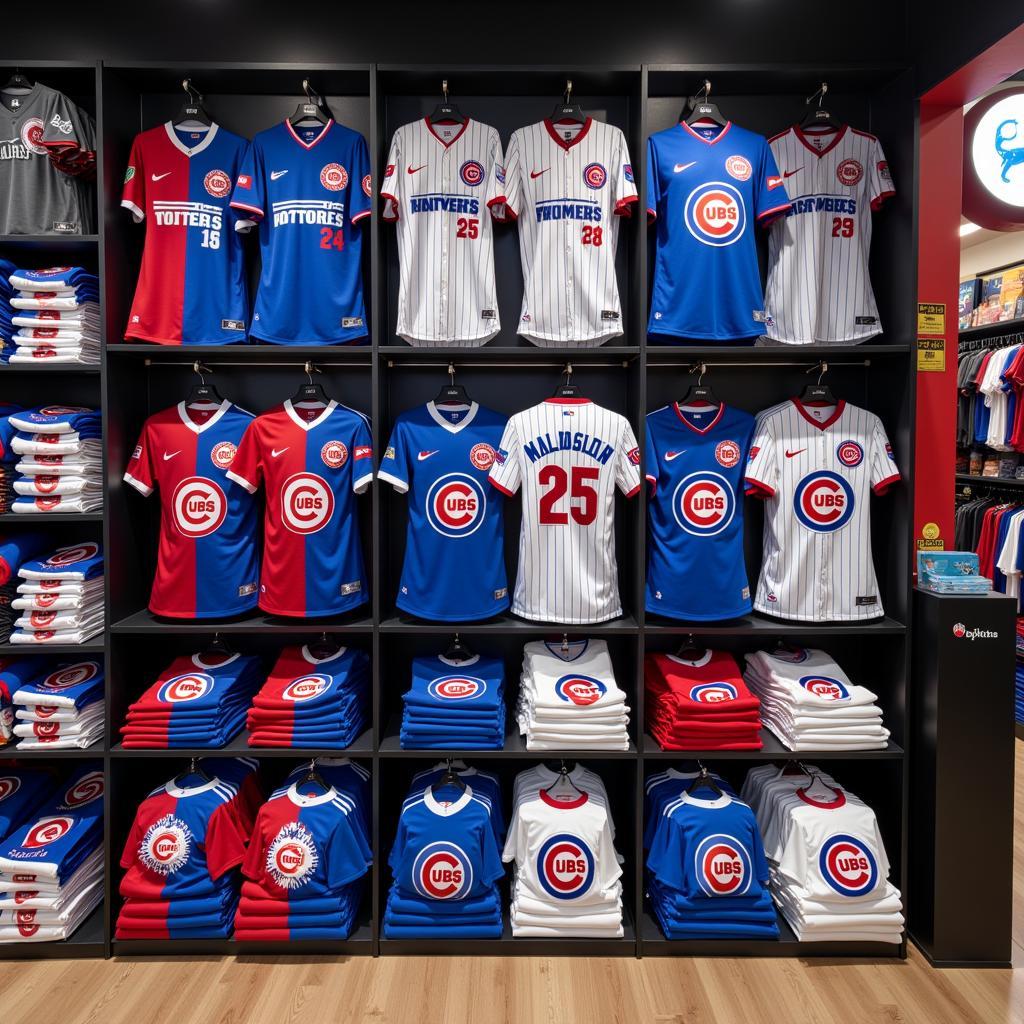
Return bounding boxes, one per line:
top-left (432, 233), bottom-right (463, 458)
top-left (440, 152), bottom-right (451, 340)
top-left (564, 155), bottom-right (574, 330)
top-left (819, 433), bottom-right (829, 618)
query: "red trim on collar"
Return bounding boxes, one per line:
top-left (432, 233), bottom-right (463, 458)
top-left (285, 118), bottom-right (334, 150)
top-left (539, 788), bottom-right (589, 809)
top-left (680, 120), bottom-right (732, 146)
top-left (672, 401), bottom-right (724, 435)
top-left (791, 398), bottom-right (847, 431)
top-left (796, 786), bottom-right (847, 809)
top-left (544, 117), bottom-right (593, 150)
top-left (794, 123), bottom-right (848, 159)
top-left (424, 116), bottom-right (471, 148)
top-left (544, 397), bottom-right (592, 405)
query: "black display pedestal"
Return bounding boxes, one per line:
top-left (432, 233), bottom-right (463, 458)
top-left (910, 588), bottom-right (1016, 967)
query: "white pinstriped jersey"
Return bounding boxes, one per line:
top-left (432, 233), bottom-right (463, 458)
top-left (488, 399), bottom-right (641, 624)
top-left (745, 399), bottom-right (900, 622)
top-left (381, 119), bottom-right (505, 346)
top-left (500, 118), bottom-right (638, 347)
top-left (764, 126), bottom-right (895, 345)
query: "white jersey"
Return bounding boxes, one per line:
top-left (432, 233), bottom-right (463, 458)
top-left (745, 399), bottom-right (900, 622)
top-left (763, 126), bottom-right (894, 345)
top-left (488, 398), bottom-right (641, 623)
top-left (381, 118), bottom-right (504, 346)
top-left (499, 118), bottom-right (637, 346)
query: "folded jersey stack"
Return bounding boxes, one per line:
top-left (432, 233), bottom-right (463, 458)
top-left (246, 645), bottom-right (369, 749)
top-left (121, 651), bottom-right (264, 748)
top-left (0, 657), bottom-right (56, 746)
top-left (743, 647), bottom-right (890, 751)
top-left (645, 649), bottom-right (762, 751)
top-left (0, 533), bottom-right (53, 644)
top-left (0, 764), bottom-right (104, 942)
top-left (518, 639), bottom-right (630, 751)
top-left (10, 658), bottom-right (104, 750)
top-left (236, 759), bottom-right (372, 941)
top-left (400, 653), bottom-right (506, 750)
top-left (0, 406), bottom-right (25, 511)
top-left (6, 268), bottom-right (99, 365)
top-left (0, 259), bottom-right (15, 361)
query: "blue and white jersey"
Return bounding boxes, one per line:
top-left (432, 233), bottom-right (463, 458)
top-left (379, 401), bottom-right (508, 621)
top-left (230, 120), bottom-right (372, 345)
top-left (647, 121), bottom-right (791, 341)
top-left (645, 402), bottom-right (755, 621)
top-left (407, 765), bottom-right (505, 843)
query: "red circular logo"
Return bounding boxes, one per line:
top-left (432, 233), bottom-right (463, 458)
top-left (158, 673), bottom-right (213, 703)
top-left (700, 841), bottom-right (746, 894)
top-left (32, 328), bottom-right (57, 339)
top-left (33, 705), bottom-right (58, 719)
top-left (274, 842), bottom-right (308, 878)
top-left (837, 159), bottom-right (863, 186)
top-left (46, 542), bottom-right (98, 567)
top-left (725, 155), bottom-right (752, 181)
top-left (428, 676), bottom-right (485, 701)
top-left (282, 473), bottom-right (335, 534)
top-left (362, 173), bottom-right (372, 197)
top-left (211, 442), bottom-right (237, 469)
top-left (583, 162), bottom-right (607, 189)
top-left (21, 118), bottom-right (45, 155)
top-left (282, 674), bottom-right (330, 702)
top-left (321, 441), bottom-right (348, 468)
top-left (150, 831), bottom-right (182, 864)
top-left (33, 475), bottom-right (60, 494)
top-left (715, 440), bottom-right (740, 467)
top-left (29, 611), bottom-right (57, 628)
top-left (204, 169), bottom-right (231, 197)
top-left (953, 622), bottom-right (966, 638)
top-left (417, 848), bottom-right (468, 899)
top-left (172, 477), bottom-right (227, 537)
top-left (836, 441), bottom-right (864, 467)
top-left (34, 497), bottom-right (62, 511)
top-left (426, 474), bottom-right (484, 538)
top-left (42, 662), bottom-right (98, 690)
top-left (33, 722), bottom-right (60, 739)
top-left (65, 771), bottom-right (104, 807)
top-left (0, 777), bottom-right (21, 801)
top-left (321, 163), bottom-right (349, 191)
top-left (673, 473), bottom-right (735, 537)
top-left (25, 816), bottom-right (74, 848)
top-left (30, 632), bottom-right (56, 643)
top-left (469, 443), bottom-right (496, 470)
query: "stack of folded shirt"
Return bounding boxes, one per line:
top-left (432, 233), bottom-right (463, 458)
top-left (0, 533), bottom-right (51, 644)
top-left (518, 639), bottom-right (630, 751)
top-left (0, 766), bottom-right (58, 840)
top-left (10, 541), bottom-right (104, 645)
top-left (743, 647), bottom-right (890, 751)
top-left (11, 658), bottom-right (104, 750)
top-left (1, 657), bottom-right (57, 746)
top-left (5, 268), bottom-right (99, 365)
top-left (246, 644), bottom-right (369, 749)
top-left (235, 759), bottom-right (372, 941)
top-left (400, 652), bottom-right (506, 749)
top-left (645, 649), bottom-right (762, 751)
top-left (8, 406), bottom-right (102, 513)
top-left (0, 260), bottom-right (15, 362)
top-left (0, 764), bottom-right (104, 942)
top-left (121, 651), bottom-right (264, 748)
top-left (0, 406), bottom-right (24, 511)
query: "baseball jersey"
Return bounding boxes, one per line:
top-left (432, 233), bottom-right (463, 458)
top-left (488, 398), bottom-right (640, 624)
top-left (0, 770), bottom-right (55, 841)
top-left (764, 125), bottom-right (895, 345)
top-left (745, 399), bottom-right (900, 621)
top-left (647, 121), bottom-right (791, 341)
top-left (379, 401), bottom-right (508, 621)
top-left (226, 400), bottom-right (373, 617)
top-left (124, 400), bottom-right (260, 619)
top-left (499, 118), bottom-right (637, 346)
top-left (229, 119), bottom-right (371, 345)
top-left (381, 118), bottom-right (505, 345)
top-left (121, 122), bottom-right (249, 345)
top-left (645, 402), bottom-right (755, 620)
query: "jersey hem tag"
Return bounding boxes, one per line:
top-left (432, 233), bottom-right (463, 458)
top-left (855, 595), bottom-right (878, 606)
top-left (481, 309), bottom-right (496, 319)
top-left (340, 581), bottom-right (362, 596)
top-left (855, 316), bottom-right (878, 325)
top-left (600, 310), bottom-right (620, 321)
top-left (341, 317), bottom-right (364, 328)
top-left (221, 319), bottom-right (245, 331)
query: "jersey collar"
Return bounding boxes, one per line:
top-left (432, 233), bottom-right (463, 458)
top-left (543, 639), bottom-right (590, 662)
top-left (544, 117), bottom-right (593, 151)
top-left (163, 121), bottom-right (219, 158)
top-left (791, 398), bottom-right (846, 431)
top-left (191, 652), bottom-right (240, 670)
top-left (794, 123), bottom-right (849, 159)
top-left (285, 398), bottom-right (337, 431)
top-left (539, 788), bottom-right (589, 809)
top-left (438, 652), bottom-right (481, 667)
top-left (666, 649), bottom-right (713, 668)
top-left (672, 401), bottom-right (724, 434)
top-left (301, 644), bottom-right (347, 665)
top-left (423, 116), bottom-right (471, 148)
top-left (165, 776), bottom-right (222, 798)
top-left (284, 118), bottom-right (334, 150)
top-left (287, 781), bottom-right (339, 807)
top-left (796, 785), bottom-right (847, 809)
top-left (678, 790), bottom-right (733, 810)
top-left (679, 120), bottom-right (732, 146)
top-left (177, 399), bottom-right (230, 434)
top-left (427, 400), bottom-right (479, 434)
top-left (544, 397), bottom-right (592, 405)
top-left (424, 784), bottom-right (474, 816)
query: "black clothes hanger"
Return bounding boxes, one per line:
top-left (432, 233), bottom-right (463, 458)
top-left (205, 633), bottom-right (234, 658)
top-left (2, 68), bottom-right (32, 92)
top-left (174, 78), bottom-right (212, 129)
top-left (544, 760), bottom-right (583, 796)
top-left (174, 756), bottom-right (211, 788)
top-left (300, 758), bottom-right (330, 794)
top-left (291, 362), bottom-right (330, 405)
top-left (799, 82), bottom-right (844, 133)
top-left (428, 79), bottom-right (466, 126)
top-left (550, 79), bottom-right (586, 126)
top-left (307, 632), bottom-right (342, 660)
top-left (443, 633), bottom-right (474, 663)
top-left (799, 362), bottom-right (838, 406)
top-left (552, 363), bottom-right (582, 399)
top-left (433, 363), bottom-right (471, 406)
top-left (686, 763), bottom-right (725, 798)
top-left (679, 362), bottom-right (720, 407)
top-left (290, 78), bottom-right (330, 127)
top-left (675, 635), bottom-right (705, 661)
top-left (685, 79), bottom-right (726, 128)
top-left (432, 757), bottom-right (468, 795)
top-left (185, 362), bottom-right (224, 405)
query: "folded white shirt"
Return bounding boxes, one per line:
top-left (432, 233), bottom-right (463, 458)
top-left (14, 477), bottom-right (100, 497)
top-left (10, 297), bottom-right (99, 312)
top-left (12, 494), bottom-right (103, 512)
top-left (10, 624), bottom-right (104, 645)
top-left (11, 310), bottom-right (100, 328)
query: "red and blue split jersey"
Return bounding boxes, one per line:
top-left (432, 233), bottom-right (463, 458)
top-left (644, 402), bottom-right (755, 621)
top-left (378, 401), bottom-right (508, 621)
top-left (647, 121), bottom-right (792, 341)
top-left (121, 123), bottom-right (249, 346)
top-left (124, 400), bottom-right (260, 619)
top-left (229, 120), bottom-right (372, 345)
top-left (227, 400), bottom-right (373, 618)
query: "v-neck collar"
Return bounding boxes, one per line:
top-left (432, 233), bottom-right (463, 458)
top-left (285, 118), bottom-right (334, 151)
top-left (424, 784), bottom-right (473, 816)
top-left (1, 83), bottom-right (39, 119)
top-left (177, 399), bottom-right (230, 434)
top-left (427, 400), bottom-right (479, 434)
top-left (285, 398), bottom-right (337, 431)
top-left (164, 121), bottom-right (219, 158)
top-left (544, 117), bottom-right (593, 151)
top-left (543, 639), bottom-right (590, 662)
top-left (191, 652), bottom-right (239, 670)
top-left (794, 123), bottom-right (848, 159)
top-left (672, 402), bottom-right (724, 435)
top-left (301, 644), bottom-right (347, 665)
top-left (438, 653), bottom-right (480, 668)
top-left (680, 120), bottom-right (732, 146)
top-left (424, 116), bottom-right (471, 148)
top-left (791, 398), bottom-right (846, 431)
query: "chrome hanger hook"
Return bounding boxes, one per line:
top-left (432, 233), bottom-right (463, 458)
top-left (565, 79), bottom-right (573, 105)
top-left (442, 79), bottom-right (449, 104)
top-left (182, 78), bottom-right (202, 106)
top-left (303, 360), bottom-right (322, 386)
top-left (448, 361), bottom-right (455, 386)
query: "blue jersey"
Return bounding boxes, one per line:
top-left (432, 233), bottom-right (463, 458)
top-left (0, 769), bottom-right (55, 841)
top-left (230, 120), bottom-right (372, 345)
top-left (408, 765), bottom-right (506, 843)
top-left (379, 402), bottom-right (508, 621)
top-left (643, 768), bottom-right (735, 849)
top-left (644, 402), bottom-right (755, 621)
top-left (647, 121), bottom-right (791, 341)
top-left (404, 654), bottom-right (506, 713)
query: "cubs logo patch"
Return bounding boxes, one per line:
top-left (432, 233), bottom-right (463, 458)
top-left (673, 472), bottom-right (735, 537)
top-left (799, 674), bottom-right (851, 701)
top-left (695, 834), bottom-right (752, 897)
top-left (321, 440), bottom-right (348, 468)
top-left (63, 771), bottom-right (103, 808)
top-left (24, 816), bottom-right (74, 849)
top-left (427, 676), bottom-right (486, 701)
top-left (426, 473), bottom-right (485, 538)
top-left (684, 181), bottom-right (746, 246)
top-left (20, 118), bottom-right (45, 156)
top-left (172, 477), bottom-right (227, 537)
top-left (495, 165), bottom-right (506, 184)
top-left (725, 155), bottom-right (752, 181)
top-left (45, 542), bottom-right (98, 567)
top-left (0, 777), bottom-right (21, 802)
top-left (211, 441), bottom-right (237, 469)
top-left (362, 173), bottom-right (372, 197)
top-left (837, 159), bottom-right (863, 186)
top-left (33, 475), bottom-right (58, 494)
top-left (33, 704), bottom-right (57, 717)
top-left (583, 162), bottom-right (607, 189)
top-left (688, 681), bottom-right (738, 704)
top-left (460, 160), bottom-right (485, 187)
top-left (793, 471), bottom-right (854, 532)
top-left (885, 442), bottom-right (895, 461)
top-left (158, 672), bottom-right (214, 704)
top-left (204, 169), bottom-right (231, 198)
top-left (819, 834), bottom-right (878, 897)
top-left (34, 497), bottom-right (62, 512)
top-left (385, 163), bottom-right (395, 177)
top-left (836, 440), bottom-right (864, 467)
top-left (538, 834), bottom-right (594, 900)
top-left (748, 446), bottom-right (760, 460)
top-left (282, 473), bottom-right (334, 534)
top-left (141, 814), bottom-right (193, 875)
top-left (282, 674), bottom-right (331, 702)
top-left (41, 661), bottom-right (99, 690)
top-left (235, 174), bottom-right (252, 189)
top-left (320, 163), bottom-right (348, 191)
top-left (554, 674), bottom-right (607, 706)
top-left (715, 440), bottom-right (741, 467)
top-left (469, 443), bottom-right (496, 470)
top-left (413, 841), bottom-right (472, 900)
top-left (624, 164), bottom-right (634, 183)
top-left (267, 821), bottom-right (319, 889)
top-left (494, 448), bottom-right (508, 467)
top-left (627, 446), bottom-right (641, 465)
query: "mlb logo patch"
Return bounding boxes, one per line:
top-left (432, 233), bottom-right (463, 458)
top-left (235, 174), bottom-right (252, 189)
top-left (494, 448), bottom-right (508, 466)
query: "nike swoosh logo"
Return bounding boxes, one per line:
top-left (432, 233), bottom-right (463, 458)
top-left (785, 448), bottom-right (806, 458)
top-left (151, 172), bottom-right (171, 182)
top-left (664, 450), bottom-right (686, 461)
top-left (271, 447), bottom-right (290, 458)
top-left (270, 170), bottom-right (288, 181)
top-left (530, 168), bottom-right (549, 179)
top-left (407, 165), bottom-right (427, 175)
top-left (783, 168), bottom-right (802, 178)
top-left (417, 450), bottom-right (439, 461)
top-left (673, 162), bottom-right (696, 173)
top-left (162, 451), bottom-right (180, 461)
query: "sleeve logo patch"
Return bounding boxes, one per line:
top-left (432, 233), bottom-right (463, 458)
top-left (124, 166), bottom-right (136, 183)
top-left (236, 174), bottom-right (252, 189)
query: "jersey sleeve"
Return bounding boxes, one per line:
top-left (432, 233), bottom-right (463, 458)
top-left (869, 416), bottom-right (900, 494)
top-left (377, 420), bottom-right (410, 493)
top-left (230, 142), bottom-right (265, 229)
top-left (612, 130), bottom-right (639, 217)
top-left (645, 815), bottom-right (680, 886)
top-left (40, 90), bottom-right (86, 156)
top-left (387, 817), bottom-right (407, 875)
top-left (349, 133), bottom-right (372, 226)
top-left (204, 801), bottom-right (249, 880)
top-left (121, 135), bottom-right (146, 223)
top-left (350, 415), bottom-right (374, 493)
top-left (380, 131), bottom-right (402, 222)
top-left (485, 130), bottom-right (507, 219)
top-left (325, 817), bottom-right (371, 887)
top-left (478, 814), bottom-right (507, 887)
top-left (755, 139), bottom-right (791, 225)
top-left (869, 137), bottom-right (896, 210)
top-left (616, 418), bottom-right (642, 497)
top-left (240, 820), bottom-right (267, 881)
top-left (646, 136), bottom-right (660, 224)
top-left (119, 813), bottom-right (145, 870)
top-left (500, 806), bottom-right (524, 864)
top-left (595, 812), bottom-right (624, 890)
top-left (745, 414), bottom-right (779, 497)
top-left (488, 419), bottom-right (522, 496)
top-left (123, 420), bottom-right (155, 496)
top-left (497, 131), bottom-right (522, 222)
top-left (644, 417), bottom-right (659, 493)
top-left (225, 420), bottom-right (264, 494)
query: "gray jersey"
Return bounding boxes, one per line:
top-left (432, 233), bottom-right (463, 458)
top-left (0, 83), bottom-right (95, 235)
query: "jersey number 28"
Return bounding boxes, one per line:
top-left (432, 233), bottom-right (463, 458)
top-left (538, 465), bottom-right (599, 525)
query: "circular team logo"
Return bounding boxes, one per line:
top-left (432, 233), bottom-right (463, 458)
top-left (538, 834), bottom-right (594, 900)
top-left (427, 676), bottom-right (486, 701)
top-left (282, 674), bottom-right (331, 702)
top-left (282, 473), bottom-right (334, 534)
top-left (695, 834), bottom-right (752, 896)
top-left (158, 672), bottom-right (214, 704)
top-left (203, 169), bottom-right (232, 198)
top-left (141, 814), bottom-right (192, 875)
top-left (672, 472), bottom-right (735, 537)
top-left (836, 440), bottom-right (864, 467)
top-left (32, 722), bottom-right (60, 740)
top-left (837, 159), bottom-right (863, 186)
top-left (469, 443), bottom-right (496, 471)
top-left (819, 834), bottom-right (878, 897)
top-left (34, 475), bottom-right (59, 493)
top-left (425, 473), bottom-right (485, 538)
top-left (793, 471), bottom-right (854, 532)
top-left (172, 477), bottom-right (227, 538)
top-left (29, 611), bottom-right (57, 628)
top-left (20, 118), bottom-right (46, 156)
top-left (362, 173), bottom-right (372, 197)
top-left (554, 674), bottom-right (607, 706)
top-left (45, 542), bottom-right (98, 567)
top-left (684, 181), bottom-right (746, 246)
top-left (320, 163), bottom-right (348, 191)
top-left (24, 816), bottom-right (74, 849)
top-left (30, 328), bottom-right (57, 339)
top-left (413, 841), bottom-right (472, 900)
top-left (583, 162), bottom-right (607, 189)
top-left (211, 441), bottom-right (237, 469)
top-left (715, 440), bottom-right (741, 468)
top-left (0, 777), bottom-right (21, 802)
top-left (460, 160), bottom-right (485, 187)
top-left (267, 821), bottom-right (319, 889)
top-left (38, 405), bottom-right (87, 416)
top-left (799, 674), bottom-right (851, 701)
top-left (33, 705), bottom-right (58, 718)
top-left (16, 910), bottom-right (39, 936)
top-left (31, 348), bottom-right (58, 359)
top-left (321, 440), bottom-right (348, 468)
top-left (953, 622), bottom-right (967, 638)
top-left (34, 497), bottom-right (61, 512)
top-left (725, 155), bottom-right (752, 181)
top-left (688, 681), bottom-right (739, 704)
top-left (41, 661), bottom-right (99, 690)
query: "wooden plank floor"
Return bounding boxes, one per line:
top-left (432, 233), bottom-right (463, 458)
top-left (3, 750), bottom-right (1024, 1024)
